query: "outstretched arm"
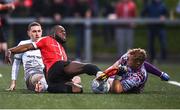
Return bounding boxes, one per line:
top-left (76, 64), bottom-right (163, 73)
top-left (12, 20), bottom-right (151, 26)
top-left (5, 43), bottom-right (35, 64)
top-left (104, 61), bottom-right (120, 77)
top-left (144, 61), bottom-right (170, 81)
top-left (6, 59), bottom-right (21, 91)
top-left (96, 60), bottom-right (127, 81)
top-left (8, 43), bottom-right (35, 54)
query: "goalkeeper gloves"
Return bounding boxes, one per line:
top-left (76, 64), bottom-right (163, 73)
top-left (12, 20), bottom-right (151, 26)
top-left (117, 65), bottom-right (127, 76)
top-left (160, 72), bottom-right (170, 81)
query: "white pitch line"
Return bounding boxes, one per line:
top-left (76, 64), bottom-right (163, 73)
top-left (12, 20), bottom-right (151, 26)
top-left (167, 80), bottom-right (180, 87)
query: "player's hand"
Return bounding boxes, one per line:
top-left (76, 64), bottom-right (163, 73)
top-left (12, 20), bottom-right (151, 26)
top-left (160, 72), bottom-right (170, 81)
top-left (6, 81), bottom-right (16, 91)
top-left (5, 50), bottom-right (12, 64)
top-left (118, 65), bottom-right (127, 75)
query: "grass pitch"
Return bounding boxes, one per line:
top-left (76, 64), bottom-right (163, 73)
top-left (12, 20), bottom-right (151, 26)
top-left (0, 63), bottom-right (180, 109)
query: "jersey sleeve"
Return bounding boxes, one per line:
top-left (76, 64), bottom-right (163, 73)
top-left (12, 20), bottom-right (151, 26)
top-left (32, 37), bottom-right (46, 49)
top-left (14, 41), bottom-right (24, 60)
top-left (11, 59), bottom-right (21, 80)
top-left (118, 53), bottom-right (128, 65)
top-left (144, 61), bottom-right (162, 77)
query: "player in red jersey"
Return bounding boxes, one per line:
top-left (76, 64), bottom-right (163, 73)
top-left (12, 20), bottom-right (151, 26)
top-left (6, 24), bottom-right (102, 93)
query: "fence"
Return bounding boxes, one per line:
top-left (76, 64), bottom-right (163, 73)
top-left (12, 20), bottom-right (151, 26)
top-left (7, 17), bottom-right (180, 62)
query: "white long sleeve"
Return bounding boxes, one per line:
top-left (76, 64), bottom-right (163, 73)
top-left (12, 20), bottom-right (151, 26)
top-left (11, 59), bottom-right (21, 80)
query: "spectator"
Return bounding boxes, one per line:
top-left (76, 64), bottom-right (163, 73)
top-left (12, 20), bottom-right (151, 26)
top-left (141, 0), bottom-right (169, 63)
top-left (142, 0), bottom-right (150, 6)
top-left (50, 0), bottom-right (68, 23)
top-left (72, 0), bottom-right (92, 61)
top-left (87, 0), bottom-right (99, 17)
top-left (114, 0), bottom-right (137, 58)
top-left (11, 0), bottom-right (30, 46)
top-left (101, 0), bottom-right (115, 47)
top-left (30, 0), bottom-right (50, 18)
top-left (30, 0), bottom-right (51, 35)
top-left (0, 2), bottom-right (15, 63)
top-left (64, 0), bottom-right (77, 17)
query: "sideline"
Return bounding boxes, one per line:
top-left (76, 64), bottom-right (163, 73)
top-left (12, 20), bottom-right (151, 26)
top-left (167, 80), bottom-right (180, 87)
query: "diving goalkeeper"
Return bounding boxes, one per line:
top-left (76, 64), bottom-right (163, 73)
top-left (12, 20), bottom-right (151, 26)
top-left (96, 48), bottom-right (170, 93)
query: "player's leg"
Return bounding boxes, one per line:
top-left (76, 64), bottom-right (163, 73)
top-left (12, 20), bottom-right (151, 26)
top-left (46, 61), bottom-right (83, 93)
top-left (47, 81), bottom-right (83, 93)
top-left (111, 76), bottom-right (123, 93)
top-left (64, 61), bottom-right (101, 76)
top-left (115, 28), bottom-right (125, 57)
top-left (72, 76), bottom-right (81, 84)
top-left (148, 29), bottom-right (156, 62)
top-left (126, 28), bottom-right (134, 50)
top-left (158, 28), bottom-right (167, 60)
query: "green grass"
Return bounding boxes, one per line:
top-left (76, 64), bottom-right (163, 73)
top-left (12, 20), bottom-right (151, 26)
top-left (0, 63), bottom-right (180, 109)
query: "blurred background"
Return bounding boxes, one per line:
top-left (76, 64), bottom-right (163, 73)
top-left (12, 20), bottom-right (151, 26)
top-left (0, 0), bottom-right (180, 64)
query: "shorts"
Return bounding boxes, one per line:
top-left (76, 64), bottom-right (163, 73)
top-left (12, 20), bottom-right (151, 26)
top-left (47, 61), bottom-right (74, 93)
top-left (0, 27), bottom-right (6, 42)
top-left (47, 60), bottom-right (72, 83)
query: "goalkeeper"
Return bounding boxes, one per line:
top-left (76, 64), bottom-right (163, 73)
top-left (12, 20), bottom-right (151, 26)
top-left (97, 48), bottom-right (170, 93)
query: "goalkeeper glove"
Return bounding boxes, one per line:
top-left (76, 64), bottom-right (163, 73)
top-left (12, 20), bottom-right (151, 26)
top-left (160, 72), bottom-right (170, 81)
top-left (117, 65), bottom-right (127, 76)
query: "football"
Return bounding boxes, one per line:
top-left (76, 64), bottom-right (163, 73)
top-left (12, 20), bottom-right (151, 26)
top-left (91, 78), bottom-right (110, 93)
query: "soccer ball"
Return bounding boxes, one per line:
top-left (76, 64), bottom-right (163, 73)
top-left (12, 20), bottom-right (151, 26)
top-left (91, 79), bottom-right (110, 93)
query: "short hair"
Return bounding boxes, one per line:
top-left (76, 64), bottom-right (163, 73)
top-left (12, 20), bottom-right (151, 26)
top-left (128, 48), bottom-right (147, 62)
top-left (27, 22), bottom-right (41, 31)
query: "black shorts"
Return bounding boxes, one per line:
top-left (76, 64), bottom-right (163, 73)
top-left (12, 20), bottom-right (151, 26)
top-left (0, 27), bottom-right (6, 42)
top-left (46, 61), bottom-right (75, 93)
top-left (47, 60), bottom-right (72, 84)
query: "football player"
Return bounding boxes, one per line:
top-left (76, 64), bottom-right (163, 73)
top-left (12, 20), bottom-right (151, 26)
top-left (96, 48), bottom-right (170, 93)
top-left (6, 25), bottom-right (102, 93)
top-left (6, 22), bottom-right (48, 92)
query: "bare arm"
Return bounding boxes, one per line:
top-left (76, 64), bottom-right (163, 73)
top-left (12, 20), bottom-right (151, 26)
top-left (5, 43), bottom-right (35, 64)
top-left (8, 43), bottom-right (35, 54)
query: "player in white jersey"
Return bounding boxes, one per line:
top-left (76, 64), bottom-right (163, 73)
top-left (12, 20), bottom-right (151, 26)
top-left (7, 22), bottom-right (48, 92)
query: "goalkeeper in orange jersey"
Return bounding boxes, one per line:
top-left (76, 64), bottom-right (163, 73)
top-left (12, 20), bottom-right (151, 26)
top-left (96, 48), bottom-right (170, 93)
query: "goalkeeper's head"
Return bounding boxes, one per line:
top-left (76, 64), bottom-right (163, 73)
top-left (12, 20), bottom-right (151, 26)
top-left (52, 25), bottom-right (67, 44)
top-left (127, 48), bottom-right (147, 69)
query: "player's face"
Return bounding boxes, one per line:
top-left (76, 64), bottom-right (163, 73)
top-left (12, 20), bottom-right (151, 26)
top-left (127, 54), bottom-right (143, 69)
top-left (56, 27), bottom-right (66, 42)
top-left (28, 26), bottom-right (42, 41)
